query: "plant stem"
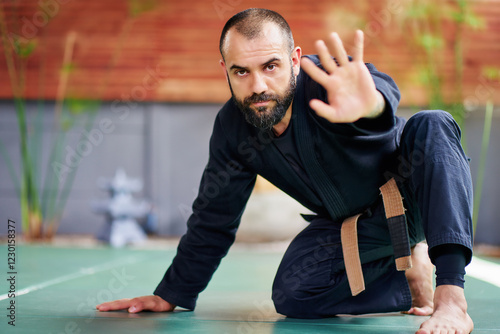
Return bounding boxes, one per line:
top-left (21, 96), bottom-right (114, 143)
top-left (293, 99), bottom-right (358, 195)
top-left (472, 101), bottom-right (493, 237)
top-left (43, 31), bottom-right (77, 228)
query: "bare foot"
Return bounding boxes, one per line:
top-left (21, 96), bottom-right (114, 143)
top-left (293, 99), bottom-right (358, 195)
top-left (405, 243), bottom-right (434, 316)
top-left (416, 285), bottom-right (473, 334)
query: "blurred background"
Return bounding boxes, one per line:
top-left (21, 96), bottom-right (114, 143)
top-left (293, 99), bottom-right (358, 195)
top-left (0, 0), bottom-right (499, 248)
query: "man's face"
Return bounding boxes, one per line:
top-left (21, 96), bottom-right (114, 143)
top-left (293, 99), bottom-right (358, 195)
top-left (220, 23), bottom-right (301, 130)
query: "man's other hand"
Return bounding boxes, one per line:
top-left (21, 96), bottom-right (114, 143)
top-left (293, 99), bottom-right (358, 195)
top-left (96, 295), bottom-right (176, 313)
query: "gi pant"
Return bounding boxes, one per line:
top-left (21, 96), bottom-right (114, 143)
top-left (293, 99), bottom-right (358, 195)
top-left (272, 110), bottom-right (474, 318)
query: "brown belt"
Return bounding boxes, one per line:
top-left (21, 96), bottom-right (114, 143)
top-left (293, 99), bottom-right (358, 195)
top-left (341, 178), bottom-right (412, 296)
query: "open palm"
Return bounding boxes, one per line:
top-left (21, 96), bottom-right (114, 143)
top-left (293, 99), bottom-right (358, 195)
top-left (300, 30), bottom-right (384, 123)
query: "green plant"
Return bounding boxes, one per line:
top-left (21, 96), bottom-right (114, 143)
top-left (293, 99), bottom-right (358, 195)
top-left (0, 6), bottom-right (47, 239)
top-left (397, 1), bottom-right (500, 240)
top-left (0, 1), bottom-right (157, 240)
top-left (397, 0), bottom-right (485, 134)
top-left (0, 19), bottom-right (95, 239)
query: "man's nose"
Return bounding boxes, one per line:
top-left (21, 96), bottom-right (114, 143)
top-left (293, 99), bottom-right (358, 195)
top-left (251, 73), bottom-right (268, 94)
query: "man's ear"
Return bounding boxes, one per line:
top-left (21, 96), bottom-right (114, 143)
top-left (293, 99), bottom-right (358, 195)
top-left (219, 59), bottom-right (229, 83)
top-left (291, 46), bottom-right (302, 77)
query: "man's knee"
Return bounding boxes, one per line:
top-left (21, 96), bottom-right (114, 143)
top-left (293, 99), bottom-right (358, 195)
top-left (271, 284), bottom-right (293, 317)
top-left (405, 110), bottom-right (461, 138)
top-left (271, 271), bottom-right (326, 318)
top-left (271, 283), bottom-right (316, 318)
top-left (401, 110), bottom-right (464, 157)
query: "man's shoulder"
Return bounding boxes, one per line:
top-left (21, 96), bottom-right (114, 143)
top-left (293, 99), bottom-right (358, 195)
top-left (302, 54), bottom-right (320, 66)
top-left (302, 54), bottom-right (376, 72)
top-left (213, 98), bottom-right (253, 141)
top-left (217, 98), bottom-right (244, 126)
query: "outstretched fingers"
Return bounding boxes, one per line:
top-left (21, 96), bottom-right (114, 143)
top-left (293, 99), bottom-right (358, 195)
top-left (301, 30), bottom-right (366, 85)
top-left (316, 40), bottom-right (337, 74)
top-left (351, 30), bottom-right (364, 62)
top-left (326, 32), bottom-right (349, 66)
top-left (300, 30), bottom-right (375, 123)
top-left (300, 57), bottom-right (329, 86)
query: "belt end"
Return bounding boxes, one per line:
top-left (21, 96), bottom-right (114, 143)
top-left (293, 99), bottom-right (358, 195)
top-left (395, 255), bottom-right (412, 271)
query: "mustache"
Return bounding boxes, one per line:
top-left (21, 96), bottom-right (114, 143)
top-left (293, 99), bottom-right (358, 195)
top-left (243, 93), bottom-right (278, 105)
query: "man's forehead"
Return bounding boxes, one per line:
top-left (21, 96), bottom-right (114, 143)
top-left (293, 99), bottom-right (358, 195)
top-left (223, 23), bottom-right (287, 65)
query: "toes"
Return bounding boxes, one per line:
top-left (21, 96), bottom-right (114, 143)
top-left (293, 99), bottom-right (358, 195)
top-left (405, 306), bottom-right (433, 316)
top-left (415, 329), bottom-right (430, 334)
top-left (409, 306), bottom-right (434, 316)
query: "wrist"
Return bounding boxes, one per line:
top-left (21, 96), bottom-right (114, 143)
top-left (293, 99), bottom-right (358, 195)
top-left (364, 91), bottom-right (385, 119)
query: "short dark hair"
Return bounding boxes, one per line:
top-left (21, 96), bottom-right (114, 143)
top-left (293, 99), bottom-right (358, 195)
top-left (219, 8), bottom-right (294, 59)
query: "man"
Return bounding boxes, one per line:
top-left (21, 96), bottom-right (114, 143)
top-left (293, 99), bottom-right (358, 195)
top-left (97, 8), bottom-right (474, 334)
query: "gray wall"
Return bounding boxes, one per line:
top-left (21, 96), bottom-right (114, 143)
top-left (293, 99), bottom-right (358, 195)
top-left (0, 100), bottom-right (218, 236)
top-left (0, 101), bottom-right (499, 244)
top-left (464, 110), bottom-right (500, 245)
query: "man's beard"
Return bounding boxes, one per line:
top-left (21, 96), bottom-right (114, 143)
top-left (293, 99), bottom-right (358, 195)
top-left (229, 69), bottom-right (296, 130)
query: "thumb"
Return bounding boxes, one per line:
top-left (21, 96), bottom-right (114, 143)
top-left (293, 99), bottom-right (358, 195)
top-left (309, 99), bottom-right (339, 122)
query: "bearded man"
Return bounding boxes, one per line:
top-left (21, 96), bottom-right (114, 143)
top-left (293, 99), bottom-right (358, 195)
top-left (97, 8), bottom-right (474, 334)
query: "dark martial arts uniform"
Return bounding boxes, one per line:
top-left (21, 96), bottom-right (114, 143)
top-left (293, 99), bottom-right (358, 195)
top-left (153, 55), bottom-right (474, 318)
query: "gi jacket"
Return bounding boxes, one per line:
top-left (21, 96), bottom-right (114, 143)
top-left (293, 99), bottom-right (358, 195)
top-left (154, 55), bottom-right (406, 310)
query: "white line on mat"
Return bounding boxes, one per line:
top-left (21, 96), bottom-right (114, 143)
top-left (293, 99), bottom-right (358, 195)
top-left (0, 255), bottom-right (147, 301)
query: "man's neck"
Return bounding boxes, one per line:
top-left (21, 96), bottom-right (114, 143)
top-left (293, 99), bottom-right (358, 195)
top-left (272, 103), bottom-right (293, 137)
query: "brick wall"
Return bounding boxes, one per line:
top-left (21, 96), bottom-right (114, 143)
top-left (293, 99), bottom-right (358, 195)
top-left (1, 0), bottom-right (499, 106)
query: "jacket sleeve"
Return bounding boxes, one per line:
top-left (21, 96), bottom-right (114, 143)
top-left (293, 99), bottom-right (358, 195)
top-left (351, 62), bottom-right (401, 133)
top-left (153, 114), bottom-right (257, 310)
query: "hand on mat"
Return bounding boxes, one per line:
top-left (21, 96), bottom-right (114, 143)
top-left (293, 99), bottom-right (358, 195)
top-left (300, 30), bottom-right (385, 123)
top-left (96, 295), bottom-right (175, 313)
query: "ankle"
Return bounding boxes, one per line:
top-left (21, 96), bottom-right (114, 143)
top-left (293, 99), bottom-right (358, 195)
top-left (434, 285), bottom-right (468, 311)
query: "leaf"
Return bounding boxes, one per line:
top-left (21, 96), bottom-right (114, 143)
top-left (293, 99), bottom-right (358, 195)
top-left (60, 111), bottom-right (75, 131)
top-left (465, 13), bottom-right (486, 30)
top-left (482, 66), bottom-right (500, 81)
top-left (127, 0), bottom-right (157, 18)
top-left (450, 0), bottom-right (485, 29)
top-left (450, 11), bottom-right (465, 24)
top-left (417, 68), bottom-right (431, 84)
top-left (11, 36), bottom-right (38, 59)
top-left (62, 63), bottom-right (76, 74)
top-left (66, 98), bottom-right (100, 115)
top-left (417, 33), bottom-right (443, 52)
top-left (406, 3), bottom-right (429, 19)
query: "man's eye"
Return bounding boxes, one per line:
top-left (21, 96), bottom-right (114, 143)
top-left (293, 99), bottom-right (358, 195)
top-left (266, 64), bottom-right (276, 71)
top-left (235, 70), bottom-right (247, 76)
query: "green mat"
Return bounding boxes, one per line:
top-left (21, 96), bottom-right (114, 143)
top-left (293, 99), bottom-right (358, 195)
top-left (0, 245), bottom-right (498, 333)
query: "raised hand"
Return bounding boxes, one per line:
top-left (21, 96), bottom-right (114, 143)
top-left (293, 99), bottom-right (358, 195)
top-left (96, 295), bottom-right (175, 313)
top-left (300, 30), bottom-right (385, 123)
